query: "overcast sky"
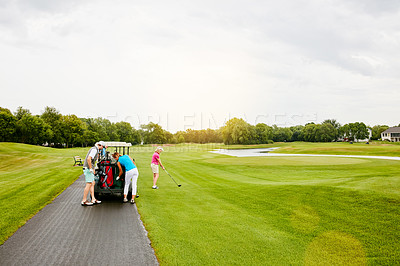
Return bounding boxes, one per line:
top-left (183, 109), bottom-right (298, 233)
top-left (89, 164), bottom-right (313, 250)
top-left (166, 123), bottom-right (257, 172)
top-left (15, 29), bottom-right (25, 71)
top-left (1, 0), bottom-right (399, 132)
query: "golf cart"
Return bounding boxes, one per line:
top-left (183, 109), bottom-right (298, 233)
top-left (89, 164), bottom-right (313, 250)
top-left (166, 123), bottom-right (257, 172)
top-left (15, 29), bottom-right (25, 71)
top-left (94, 141), bottom-right (133, 198)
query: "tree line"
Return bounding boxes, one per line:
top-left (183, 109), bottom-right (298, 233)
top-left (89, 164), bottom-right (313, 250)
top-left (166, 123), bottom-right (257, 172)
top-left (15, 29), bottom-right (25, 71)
top-left (0, 106), bottom-right (395, 147)
top-left (0, 106), bottom-right (221, 147)
top-left (221, 118), bottom-right (392, 144)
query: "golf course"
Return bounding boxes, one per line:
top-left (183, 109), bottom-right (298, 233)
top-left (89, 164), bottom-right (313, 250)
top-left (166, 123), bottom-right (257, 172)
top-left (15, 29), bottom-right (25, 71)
top-left (1, 142), bottom-right (400, 265)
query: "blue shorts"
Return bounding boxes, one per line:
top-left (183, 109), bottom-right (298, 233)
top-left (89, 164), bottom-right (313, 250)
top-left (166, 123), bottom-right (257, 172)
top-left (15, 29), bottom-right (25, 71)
top-left (83, 168), bottom-right (95, 183)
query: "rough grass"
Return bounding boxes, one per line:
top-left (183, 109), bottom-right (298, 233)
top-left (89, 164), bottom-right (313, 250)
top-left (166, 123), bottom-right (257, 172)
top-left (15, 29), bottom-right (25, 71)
top-left (0, 143), bottom-right (86, 244)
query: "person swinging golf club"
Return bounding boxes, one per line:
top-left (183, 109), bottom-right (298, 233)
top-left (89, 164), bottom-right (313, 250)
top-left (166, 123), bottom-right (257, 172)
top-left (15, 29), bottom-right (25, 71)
top-left (151, 147), bottom-right (165, 189)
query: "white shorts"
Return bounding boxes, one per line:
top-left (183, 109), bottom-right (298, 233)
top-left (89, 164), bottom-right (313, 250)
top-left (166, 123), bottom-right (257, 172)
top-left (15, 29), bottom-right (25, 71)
top-left (151, 163), bottom-right (159, 174)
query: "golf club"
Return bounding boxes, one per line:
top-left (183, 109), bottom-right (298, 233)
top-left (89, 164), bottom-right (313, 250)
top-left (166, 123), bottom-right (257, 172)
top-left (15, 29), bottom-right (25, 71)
top-left (163, 168), bottom-right (181, 187)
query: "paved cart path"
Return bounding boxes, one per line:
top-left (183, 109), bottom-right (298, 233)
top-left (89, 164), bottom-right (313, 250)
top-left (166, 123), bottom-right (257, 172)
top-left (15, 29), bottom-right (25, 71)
top-left (0, 175), bottom-right (158, 266)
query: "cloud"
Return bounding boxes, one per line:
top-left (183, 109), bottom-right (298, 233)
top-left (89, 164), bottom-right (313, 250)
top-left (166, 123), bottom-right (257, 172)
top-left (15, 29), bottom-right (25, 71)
top-left (0, 0), bottom-right (399, 130)
top-left (16, 0), bottom-right (80, 13)
top-left (347, 0), bottom-right (400, 15)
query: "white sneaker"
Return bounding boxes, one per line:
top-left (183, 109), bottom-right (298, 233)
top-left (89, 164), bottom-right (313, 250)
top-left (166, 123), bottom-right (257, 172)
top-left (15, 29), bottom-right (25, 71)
top-left (152, 186), bottom-right (159, 189)
top-left (123, 198), bottom-right (128, 203)
top-left (81, 201), bottom-right (94, 206)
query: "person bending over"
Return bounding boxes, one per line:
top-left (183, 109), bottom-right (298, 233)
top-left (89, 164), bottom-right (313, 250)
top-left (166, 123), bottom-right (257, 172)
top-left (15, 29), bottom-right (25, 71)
top-left (81, 141), bottom-right (104, 206)
top-left (113, 152), bottom-right (139, 203)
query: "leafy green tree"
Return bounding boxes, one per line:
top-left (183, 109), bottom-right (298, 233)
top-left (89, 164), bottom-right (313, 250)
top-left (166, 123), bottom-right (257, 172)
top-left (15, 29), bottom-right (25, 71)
top-left (114, 122), bottom-right (142, 144)
top-left (322, 119), bottom-right (341, 129)
top-left (184, 129), bottom-right (197, 143)
top-left (340, 124), bottom-right (350, 140)
top-left (371, 125), bottom-right (389, 140)
top-left (140, 122), bottom-right (167, 144)
top-left (0, 107), bottom-right (17, 142)
top-left (341, 122), bottom-right (369, 141)
top-left (317, 123), bottom-right (336, 142)
top-left (14, 107), bottom-right (31, 120)
top-left (290, 125), bottom-right (304, 141)
top-left (107, 123), bottom-right (119, 141)
top-left (353, 122), bottom-right (369, 141)
top-left (15, 114), bottom-right (52, 145)
top-left (177, 128), bottom-right (222, 144)
top-left (164, 131), bottom-right (174, 144)
top-left (222, 118), bottom-right (253, 144)
top-left (302, 123), bottom-right (318, 142)
top-left (115, 122), bottom-right (134, 142)
top-left (41, 106), bottom-right (64, 146)
top-left (322, 119), bottom-right (340, 140)
top-left (80, 128), bottom-right (99, 147)
top-left (93, 118), bottom-right (112, 140)
top-left (61, 114), bottom-right (85, 147)
top-left (174, 131), bottom-right (186, 144)
top-left (272, 125), bottom-right (293, 142)
top-left (131, 129), bottom-right (142, 145)
top-left (177, 134), bottom-right (185, 143)
top-left (199, 130), bottom-right (208, 144)
top-left (254, 123), bottom-right (273, 144)
top-left (0, 107), bottom-right (12, 113)
top-left (205, 128), bottom-right (223, 143)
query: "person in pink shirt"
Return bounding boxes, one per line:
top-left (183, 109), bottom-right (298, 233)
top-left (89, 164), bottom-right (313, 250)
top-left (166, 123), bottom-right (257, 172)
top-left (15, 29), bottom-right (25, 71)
top-left (151, 147), bottom-right (165, 189)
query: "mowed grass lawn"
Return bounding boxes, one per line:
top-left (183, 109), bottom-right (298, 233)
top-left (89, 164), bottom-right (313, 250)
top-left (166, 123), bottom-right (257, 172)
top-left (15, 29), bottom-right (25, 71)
top-left (0, 143), bottom-right (86, 244)
top-left (1, 142), bottom-right (399, 265)
top-left (133, 143), bottom-right (400, 265)
top-left (271, 141), bottom-right (400, 156)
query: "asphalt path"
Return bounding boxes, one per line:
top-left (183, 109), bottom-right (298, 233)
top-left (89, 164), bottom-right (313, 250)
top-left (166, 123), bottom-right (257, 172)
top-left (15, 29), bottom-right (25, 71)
top-left (0, 175), bottom-right (158, 266)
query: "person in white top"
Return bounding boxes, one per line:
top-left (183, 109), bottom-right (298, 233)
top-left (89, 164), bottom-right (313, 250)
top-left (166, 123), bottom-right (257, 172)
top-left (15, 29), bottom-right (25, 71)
top-left (81, 141), bottom-right (105, 206)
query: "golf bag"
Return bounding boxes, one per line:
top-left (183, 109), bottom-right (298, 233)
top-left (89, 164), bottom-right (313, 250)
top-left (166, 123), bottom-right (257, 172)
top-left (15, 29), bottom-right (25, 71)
top-left (99, 161), bottom-right (114, 188)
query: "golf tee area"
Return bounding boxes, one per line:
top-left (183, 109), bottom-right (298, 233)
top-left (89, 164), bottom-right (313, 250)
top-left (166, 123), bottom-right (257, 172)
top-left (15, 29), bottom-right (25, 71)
top-left (1, 142), bottom-right (400, 265)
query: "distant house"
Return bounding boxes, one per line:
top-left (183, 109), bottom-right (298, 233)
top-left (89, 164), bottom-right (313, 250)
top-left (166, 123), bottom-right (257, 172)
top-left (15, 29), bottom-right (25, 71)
top-left (381, 127), bottom-right (400, 142)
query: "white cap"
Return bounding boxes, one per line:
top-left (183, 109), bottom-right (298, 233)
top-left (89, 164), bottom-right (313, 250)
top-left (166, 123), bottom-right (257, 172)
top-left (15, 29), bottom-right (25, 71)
top-left (98, 141), bottom-right (106, 147)
top-left (156, 146), bottom-right (164, 151)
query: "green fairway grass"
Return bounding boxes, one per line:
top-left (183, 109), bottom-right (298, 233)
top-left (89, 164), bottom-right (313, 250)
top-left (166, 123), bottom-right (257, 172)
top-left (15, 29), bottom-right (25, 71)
top-left (1, 142), bottom-right (399, 265)
top-left (0, 143), bottom-right (86, 244)
top-left (133, 144), bottom-right (400, 265)
top-left (270, 141), bottom-right (400, 156)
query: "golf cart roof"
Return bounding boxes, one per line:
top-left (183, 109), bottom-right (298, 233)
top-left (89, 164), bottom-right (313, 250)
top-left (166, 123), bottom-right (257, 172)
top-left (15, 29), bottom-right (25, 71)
top-left (102, 141), bottom-right (132, 147)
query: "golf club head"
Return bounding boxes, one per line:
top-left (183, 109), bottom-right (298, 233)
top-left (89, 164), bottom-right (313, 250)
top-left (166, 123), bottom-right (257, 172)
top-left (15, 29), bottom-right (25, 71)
top-left (136, 195), bottom-right (139, 198)
top-left (178, 184), bottom-right (181, 187)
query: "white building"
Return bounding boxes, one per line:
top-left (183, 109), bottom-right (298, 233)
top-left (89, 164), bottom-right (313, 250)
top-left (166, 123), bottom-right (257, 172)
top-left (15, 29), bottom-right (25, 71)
top-left (381, 127), bottom-right (400, 142)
